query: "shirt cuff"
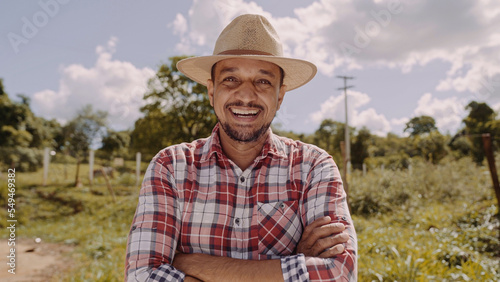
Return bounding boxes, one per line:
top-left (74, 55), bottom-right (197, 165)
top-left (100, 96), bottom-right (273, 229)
top-left (127, 264), bottom-right (186, 282)
top-left (281, 254), bottom-right (309, 282)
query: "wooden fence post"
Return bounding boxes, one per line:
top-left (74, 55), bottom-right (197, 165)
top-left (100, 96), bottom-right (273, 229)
top-left (136, 152), bottom-right (141, 187)
top-left (100, 167), bottom-right (116, 202)
top-left (89, 150), bottom-right (94, 186)
top-left (43, 147), bottom-right (50, 186)
top-left (340, 141), bottom-right (350, 209)
top-left (482, 133), bottom-right (500, 208)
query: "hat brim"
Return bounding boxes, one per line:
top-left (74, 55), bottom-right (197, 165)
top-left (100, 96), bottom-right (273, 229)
top-left (177, 55), bottom-right (317, 91)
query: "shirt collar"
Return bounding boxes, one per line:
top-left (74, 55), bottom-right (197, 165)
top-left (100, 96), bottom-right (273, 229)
top-left (200, 123), bottom-right (288, 162)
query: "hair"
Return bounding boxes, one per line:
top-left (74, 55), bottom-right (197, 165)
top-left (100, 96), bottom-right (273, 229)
top-left (211, 62), bottom-right (285, 86)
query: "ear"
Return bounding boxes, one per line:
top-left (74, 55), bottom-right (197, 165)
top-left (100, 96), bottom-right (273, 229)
top-left (276, 84), bottom-right (287, 111)
top-left (207, 79), bottom-right (214, 107)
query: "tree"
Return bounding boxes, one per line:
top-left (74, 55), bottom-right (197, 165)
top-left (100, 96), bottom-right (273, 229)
top-left (62, 105), bottom-right (108, 186)
top-left (0, 82), bottom-right (33, 148)
top-left (312, 119), bottom-right (347, 165)
top-left (410, 131), bottom-right (448, 164)
top-left (131, 56), bottom-right (217, 156)
top-left (0, 79), bottom-right (62, 171)
top-left (100, 130), bottom-right (131, 159)
top-left (404, 115), bottom-right (437, 136)
top-left (351, 127), bottom-right (371, 169)
top-left (364, 133), bottom-right (412, 170)
top-left (463, 101), bottom-right (499, 164)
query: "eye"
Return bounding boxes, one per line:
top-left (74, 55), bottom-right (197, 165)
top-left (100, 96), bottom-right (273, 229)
top-left (256, 79), bottom-right (271, 85)
top-left (222, 76), bottom-right (238, 83)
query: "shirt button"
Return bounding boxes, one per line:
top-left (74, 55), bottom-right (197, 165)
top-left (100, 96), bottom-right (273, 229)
top-left (234, 218), bottom-right (241, 226)
top-left (240, 176), bottom-right (245, 183)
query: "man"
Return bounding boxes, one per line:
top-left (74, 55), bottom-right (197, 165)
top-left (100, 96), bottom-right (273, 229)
top-left (125, 14), bottom-right (357, 281)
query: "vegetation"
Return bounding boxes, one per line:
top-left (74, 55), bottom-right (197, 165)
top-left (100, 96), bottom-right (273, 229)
top-left (0, 156), bottom-right (498, 281)
top-left (60, 105), bottom-right (108, 187)
top-left (404, 115), bottom-right (437, 136)
top-left (130, 56), bottom-right (217, 158)
top-left (1, 57), bottom-right (500, 280)
top-left (351, 157), bottom-right (499, 280)
top-left (0, 79), bottom-right (62, 171)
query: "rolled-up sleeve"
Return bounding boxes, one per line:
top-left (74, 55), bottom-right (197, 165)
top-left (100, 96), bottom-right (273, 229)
top-left (284, 152), bottom-right (357, 281)
top-left (125, 157), bottom-right (185, 281)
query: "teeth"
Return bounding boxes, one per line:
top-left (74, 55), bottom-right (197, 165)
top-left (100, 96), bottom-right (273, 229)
top-left (232, 109), bottom-right (259, 115)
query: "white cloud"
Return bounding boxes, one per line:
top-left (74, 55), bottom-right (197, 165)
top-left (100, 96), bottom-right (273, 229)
top-left (356, 108), bottom-right (392, 136)
top-left (171, 13), bottom-right (188, 36)
top-left (173, 0), bottom-right (500, 92)
top-left (32, 37), bottom-right (155, 130)
top-left (390, 117), bottom-right (409, 127)
top-left (493, 101), bottom-right (500, 113)
top-left (412, 93), bottom-right (467, 134)
top-left (310, 90), bottom-right (392, 136)
top-left (170, 0), bottom-right (500, 136)
top-left (167, 0), bottom-right (270, 56)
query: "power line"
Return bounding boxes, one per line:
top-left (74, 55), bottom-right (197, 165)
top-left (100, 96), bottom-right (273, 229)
top-left (337, 75), bottom-right (354, 165)
top-left (337, 75), bottom-right (354, 203)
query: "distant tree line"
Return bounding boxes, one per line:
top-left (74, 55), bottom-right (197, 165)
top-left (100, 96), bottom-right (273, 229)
top-left (2, 56), bottom-right (499, 175)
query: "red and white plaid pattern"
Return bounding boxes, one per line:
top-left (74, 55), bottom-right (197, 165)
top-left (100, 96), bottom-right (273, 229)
top-left (125, 124), bottom-right (357, 281)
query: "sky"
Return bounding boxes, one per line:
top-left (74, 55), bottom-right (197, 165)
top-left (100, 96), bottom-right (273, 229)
top-left (1, 0), bottom-right (500, 136)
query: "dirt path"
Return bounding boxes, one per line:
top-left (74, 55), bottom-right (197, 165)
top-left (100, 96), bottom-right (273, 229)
top-left (0, 238), bottom-right (74, 282)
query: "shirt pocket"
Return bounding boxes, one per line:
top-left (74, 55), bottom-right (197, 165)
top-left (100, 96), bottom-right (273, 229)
top-left (255, 200), bottom-right (302, 256)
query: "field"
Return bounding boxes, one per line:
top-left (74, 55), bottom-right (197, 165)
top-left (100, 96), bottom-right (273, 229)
top-left (1, 156), bottom-right (499, 281)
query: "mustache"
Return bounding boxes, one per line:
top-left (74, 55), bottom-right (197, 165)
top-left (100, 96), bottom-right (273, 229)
top-left (225, 101), bottom-right (264, 111)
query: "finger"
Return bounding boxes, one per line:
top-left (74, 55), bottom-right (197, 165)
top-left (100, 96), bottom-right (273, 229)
top-left (299, 221), bottom-right (345, 253)
top-left (320, 222), bottom-right (346, 234)
top-left (299, 217), bottom-right (333, 249)
top-left (307, 222), bottom-right (346, 242)
top-left (311, 232), bottom-right (349, 256)
top-left (303, 216), bottom-right (331, 236)
top-left (318, 243), bottom-right (345, 258)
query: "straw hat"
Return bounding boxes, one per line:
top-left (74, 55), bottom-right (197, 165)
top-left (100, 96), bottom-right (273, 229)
top-left (176, 14), bottom-right (317, 91)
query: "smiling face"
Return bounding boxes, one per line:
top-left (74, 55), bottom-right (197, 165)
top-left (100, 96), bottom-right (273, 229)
top-left (207, 58), bottom-right (286, 143)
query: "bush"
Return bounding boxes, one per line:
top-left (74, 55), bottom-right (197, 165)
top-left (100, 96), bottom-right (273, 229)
top-left (0, 146), bottom-right (44, 172)
top-left (350, 157), bottom-right (492, 217)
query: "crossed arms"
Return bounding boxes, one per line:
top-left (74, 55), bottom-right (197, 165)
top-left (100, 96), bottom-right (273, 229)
top-left (125, 149), bottom-right (357, 281)
top-left (173, 216), bottom-right (350, 281)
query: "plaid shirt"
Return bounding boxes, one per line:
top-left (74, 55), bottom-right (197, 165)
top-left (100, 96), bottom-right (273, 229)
top-left (125, 124), bottom-right (357, 281)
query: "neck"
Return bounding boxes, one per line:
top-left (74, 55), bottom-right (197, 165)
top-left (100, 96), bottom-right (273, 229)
top-left (219, 128), bottom-right (270, 171)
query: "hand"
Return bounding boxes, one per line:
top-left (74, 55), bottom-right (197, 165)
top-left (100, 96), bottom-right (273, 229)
top-left (185, 276), bottom-right (203, 282)
top-left (296, 216), bottom-right (349, 258)
top-left (172, 252), bottom-right (192, 274)
top-left (172, 252), bottom-right (283, 282)
top-left (173, 253), bottom-right (205, 281)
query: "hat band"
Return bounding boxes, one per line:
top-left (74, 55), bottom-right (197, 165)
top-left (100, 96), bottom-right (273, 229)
top-left (217, 49), bottom-right (275, 56)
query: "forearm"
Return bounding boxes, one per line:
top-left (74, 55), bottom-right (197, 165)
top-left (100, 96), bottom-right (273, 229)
top-left (304, 251), bottom-right (357, 281)
top-left (125, 158), bottom-right (184, 281)
top-left (173, 253), bottom-right (284, 282)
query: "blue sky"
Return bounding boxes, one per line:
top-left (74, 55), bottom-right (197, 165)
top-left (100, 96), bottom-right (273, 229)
top-left (1, 0), bottom-right (500, 136)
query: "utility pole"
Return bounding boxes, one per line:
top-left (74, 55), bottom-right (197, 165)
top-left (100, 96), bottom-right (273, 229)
top-left (337, 75), bottom-right (355, 199)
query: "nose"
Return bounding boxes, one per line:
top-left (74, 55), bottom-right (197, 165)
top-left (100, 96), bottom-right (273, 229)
top-left (234, 80), bottom-right (257, 103)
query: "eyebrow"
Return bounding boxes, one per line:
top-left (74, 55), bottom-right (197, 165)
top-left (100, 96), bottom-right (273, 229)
top-left (219, 67), bottom-right (276, 79)
top-left (219, 67), bottom-right (238, 76)
top-left (258, 69), bottom-right (276, 78)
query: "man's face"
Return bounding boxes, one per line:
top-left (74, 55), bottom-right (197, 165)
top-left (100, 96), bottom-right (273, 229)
top-left (207, 58), bottom-right (286, 143)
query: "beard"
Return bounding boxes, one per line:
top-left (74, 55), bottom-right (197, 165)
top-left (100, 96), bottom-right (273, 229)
top-left (218, 119), bottom-right (272, 143)
top-left (215, 100), bottom-right (273, 142)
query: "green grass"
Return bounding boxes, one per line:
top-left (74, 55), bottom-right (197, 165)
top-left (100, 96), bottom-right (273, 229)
top-left (355, 200), bottom-right (499, 281)
top-left (1, 156), bottom-right (499, 281)
top-left (351, 157), bottom-right (499, 281)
